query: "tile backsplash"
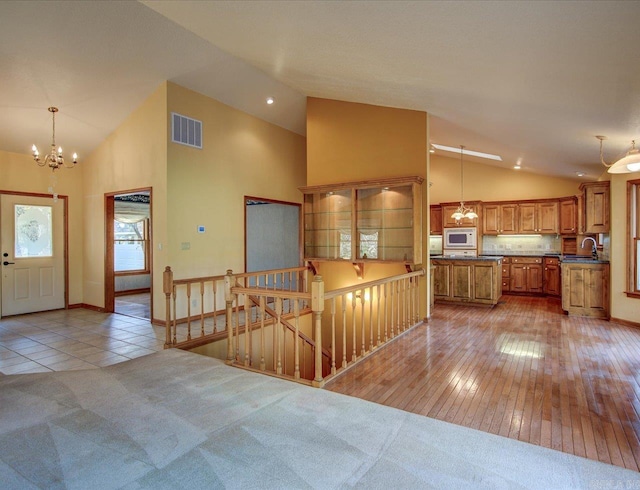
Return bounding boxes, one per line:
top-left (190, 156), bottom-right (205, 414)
top-left (482, 235), bottom-right (561, 255)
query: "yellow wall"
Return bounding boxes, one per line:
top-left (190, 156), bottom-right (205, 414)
top-left (610, 173), bottom-right (638, 324)
top-left (166, 83), bottom-right (306, 279)
top-left (82, 83), bottom-right (168, 315)
top-left (0, 150), bottom-right (84, 307)
top-left (430, 154), bottom-right (582, 203)
top-left (306, 97), bottom-right (428, 303)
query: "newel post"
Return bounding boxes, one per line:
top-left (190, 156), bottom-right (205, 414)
top-left (224, 269), bottom-right (235, 364)
top-left (311, 275), bottom-right (325, 387)
top-left (163, 266), bottom-right (173, 348)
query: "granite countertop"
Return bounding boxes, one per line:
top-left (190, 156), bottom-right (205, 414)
top-left (431, 253), bottom-right (609, 264)
top-left (431, 255), bottom-right (503, 262)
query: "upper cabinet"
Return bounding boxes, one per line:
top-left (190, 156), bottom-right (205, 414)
top-left (559, 197), bottom-right (578, 234)
top-left (301, 176), bottom-right (423, 264)
top-left (483, 203), bottom-right (517, 235)
top-left (580, 181), bottom-right (610, 234)
top-left (518, 201), bottom-right (558, 234)
top-left (430, 205), bottom-right (443, 235)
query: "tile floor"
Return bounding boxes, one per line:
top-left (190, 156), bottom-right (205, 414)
top-left (0, 308), bottom-right (166, 375)
top-left (115, 292), bottom-right (151, 319)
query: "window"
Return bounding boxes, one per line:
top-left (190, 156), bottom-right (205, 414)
top-left (14, 205), bottom-right (52, 257)
top-left (114, 219), bottom-right (149, 272)
top-left (628, 179), bottom-right (640, 296)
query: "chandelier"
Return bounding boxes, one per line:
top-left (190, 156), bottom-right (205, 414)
top-left (32, 107), bottom-right (78, 170)
top-left (596, 136), bottom-right (640, 173)
top-left (451, 145), bottom-right (478, 221)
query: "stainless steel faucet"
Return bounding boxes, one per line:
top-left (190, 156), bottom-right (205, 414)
top-left (581, 236), bottom-right (598, 260)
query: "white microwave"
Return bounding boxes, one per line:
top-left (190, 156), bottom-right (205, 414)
top-left (443, 227), bottom-right (477, 249)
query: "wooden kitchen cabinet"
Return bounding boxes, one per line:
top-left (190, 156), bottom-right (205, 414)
top-left (442, 202), bottom-right (481, 228)
top-left (430, 204), bottom-right (443, 235)
top-left (432, 258), bottom-right (502, 306)
top-left (518, 201), bottom-right (558, 234)
top-left (509, 257), bottom-right (543, 293)
top-left (561, 262), bottom-right (609, 318)
top-left (501, 257), bottom-right (511, 293)
top-left (483, 203), bottom-right (517, 235)
top-left (543, 257), bottom-right (561, 296)
top-left (580, 182), bottom-right (609, 234)
top-left (559, 197), bottom-right (578, 234)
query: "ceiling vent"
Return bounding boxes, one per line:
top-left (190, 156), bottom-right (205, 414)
top-left (171, 112), bottom-right (202, 149)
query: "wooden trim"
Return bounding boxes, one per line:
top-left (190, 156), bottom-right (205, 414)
top-left (299, 175), bottom-right (424, 193)
top-left (627, 179), bottom-right (640, 295)
top-left (105, 195), bottom-right (115, 312)
top-left (114, 270), bottom-right (150, 277)
top-left (68, 303), bottom-right (106, 312)
top-left (114, 288), bottom-right (150, 297)
top-left (610, 316), bottom-right (640, 329)
top-left (0, 190), bottom-right (70, 310)
top-left (624, 291), bottom-right (640, 299)
top-left (104, 187), bottom-right (153, 319)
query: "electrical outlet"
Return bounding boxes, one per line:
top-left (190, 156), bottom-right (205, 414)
top-left (181, 242), bottom-right (191, 250)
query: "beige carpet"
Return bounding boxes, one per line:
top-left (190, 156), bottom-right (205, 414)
top-left (0, 348), bottom-right (637, 489)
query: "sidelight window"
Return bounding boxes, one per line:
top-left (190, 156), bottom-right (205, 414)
top-left (629, 180), bottom-right (640, 296)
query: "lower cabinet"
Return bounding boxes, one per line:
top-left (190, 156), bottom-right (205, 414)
top-left (561, 262), bottom-right (610, 319)
top-left (432, 259), bottom-right (502, 306)
top-left (543, 257), bottom-right (561, 296)
top-left (509, 257), bottom-right (543, 293)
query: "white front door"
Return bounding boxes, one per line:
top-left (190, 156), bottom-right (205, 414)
top-left (1, 194), bottom-right (65, 316)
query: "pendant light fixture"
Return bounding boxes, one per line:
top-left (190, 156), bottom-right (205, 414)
top-left (32, 107), bottom-right (78, 171)
top-left (451, 145), bottom-right (478, 221)
top-left (596, 136), bottom-right (640, 173)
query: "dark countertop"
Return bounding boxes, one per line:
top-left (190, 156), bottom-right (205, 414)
top-left (431, 253), bottom-right (609, 264)
top-left (431, 255), bottom-right (503, 262)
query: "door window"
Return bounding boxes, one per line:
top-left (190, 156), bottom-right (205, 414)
top-left (14, 205), bottom-right (53, 258)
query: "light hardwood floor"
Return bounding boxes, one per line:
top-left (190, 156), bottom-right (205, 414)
top-left (326, 295), bottom-right (640, 472)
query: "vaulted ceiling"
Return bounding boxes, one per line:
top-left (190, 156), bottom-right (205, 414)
top-left (2, 1), bottom-right (639, 180)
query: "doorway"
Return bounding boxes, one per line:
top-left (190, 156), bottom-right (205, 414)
top-left (0, 192), bottom-right (67, 317)
top-left (105, 189), bottom-right (152, 320)
top-left (244, 196), bottom-right (301, 273)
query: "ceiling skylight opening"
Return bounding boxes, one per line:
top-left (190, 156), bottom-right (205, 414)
top-left (431, 144), bottom-right (502, 161)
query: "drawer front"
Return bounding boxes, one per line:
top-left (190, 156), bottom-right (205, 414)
top-left (512, 257), bottom-right (542, 264)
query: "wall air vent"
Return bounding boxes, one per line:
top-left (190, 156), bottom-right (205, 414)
top-left (171, 112), bottom-right (202, 149)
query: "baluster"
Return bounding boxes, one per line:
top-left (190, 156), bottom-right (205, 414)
top-left (212, 281), bottom-right (218, 333)
top-left (224, 270), bottom-right (234, 363)
top-left (360, 289), bottom-right (366, 356)
top-left (415, 274), bottom-right (421, 323)
top-left (294, 299), bottom-right (300, 379)
top-left (163, 266), bottom-right (173, 348)
top-left (330, 297), bottom-right (336, 375)
top-left (368, 286), bottom-right (374, 350)
top-left (244, 293), bottom-right (251, 366)
top-left (200, 281), bottom-right (205, 337)
top-left (402, 279), bottom-right (407, 330)
top-left (383, 282), bottom-right (388, 342)
top-left (351, 291), bottom-right (357, 361)
top-left (172, 285), bottom-right (177, 345)
top-left (186, 283), bottom-right (192, 340)
top-left (396, 279), bottom-right (401, 333)
top-left (302, 338), bottom-right (306, 379)
top-left (235, 296), bottom-right (240, 361)
top-left (390, 281), bottom-right (395, 338)
top-left (276, 297), bottom-right (283, 374)
top-left (260, 296), bottom-right (266, 371)
top-left (376, 284), bottom-right (381, 346)
top-left (342, 295), bottom-right (347, 368)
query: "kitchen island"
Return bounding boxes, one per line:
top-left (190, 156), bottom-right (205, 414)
top-left (431, 255), bottom-right (503, 306)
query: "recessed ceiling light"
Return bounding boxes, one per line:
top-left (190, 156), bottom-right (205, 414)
top-left (576, 171), bottom-right (585, 177)
top-left (513, 165), bottom-right (521, 170)
top-left (431, 143), bottom-right (502, 161)
top-left (266, 97), bottom-right (274, 105)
